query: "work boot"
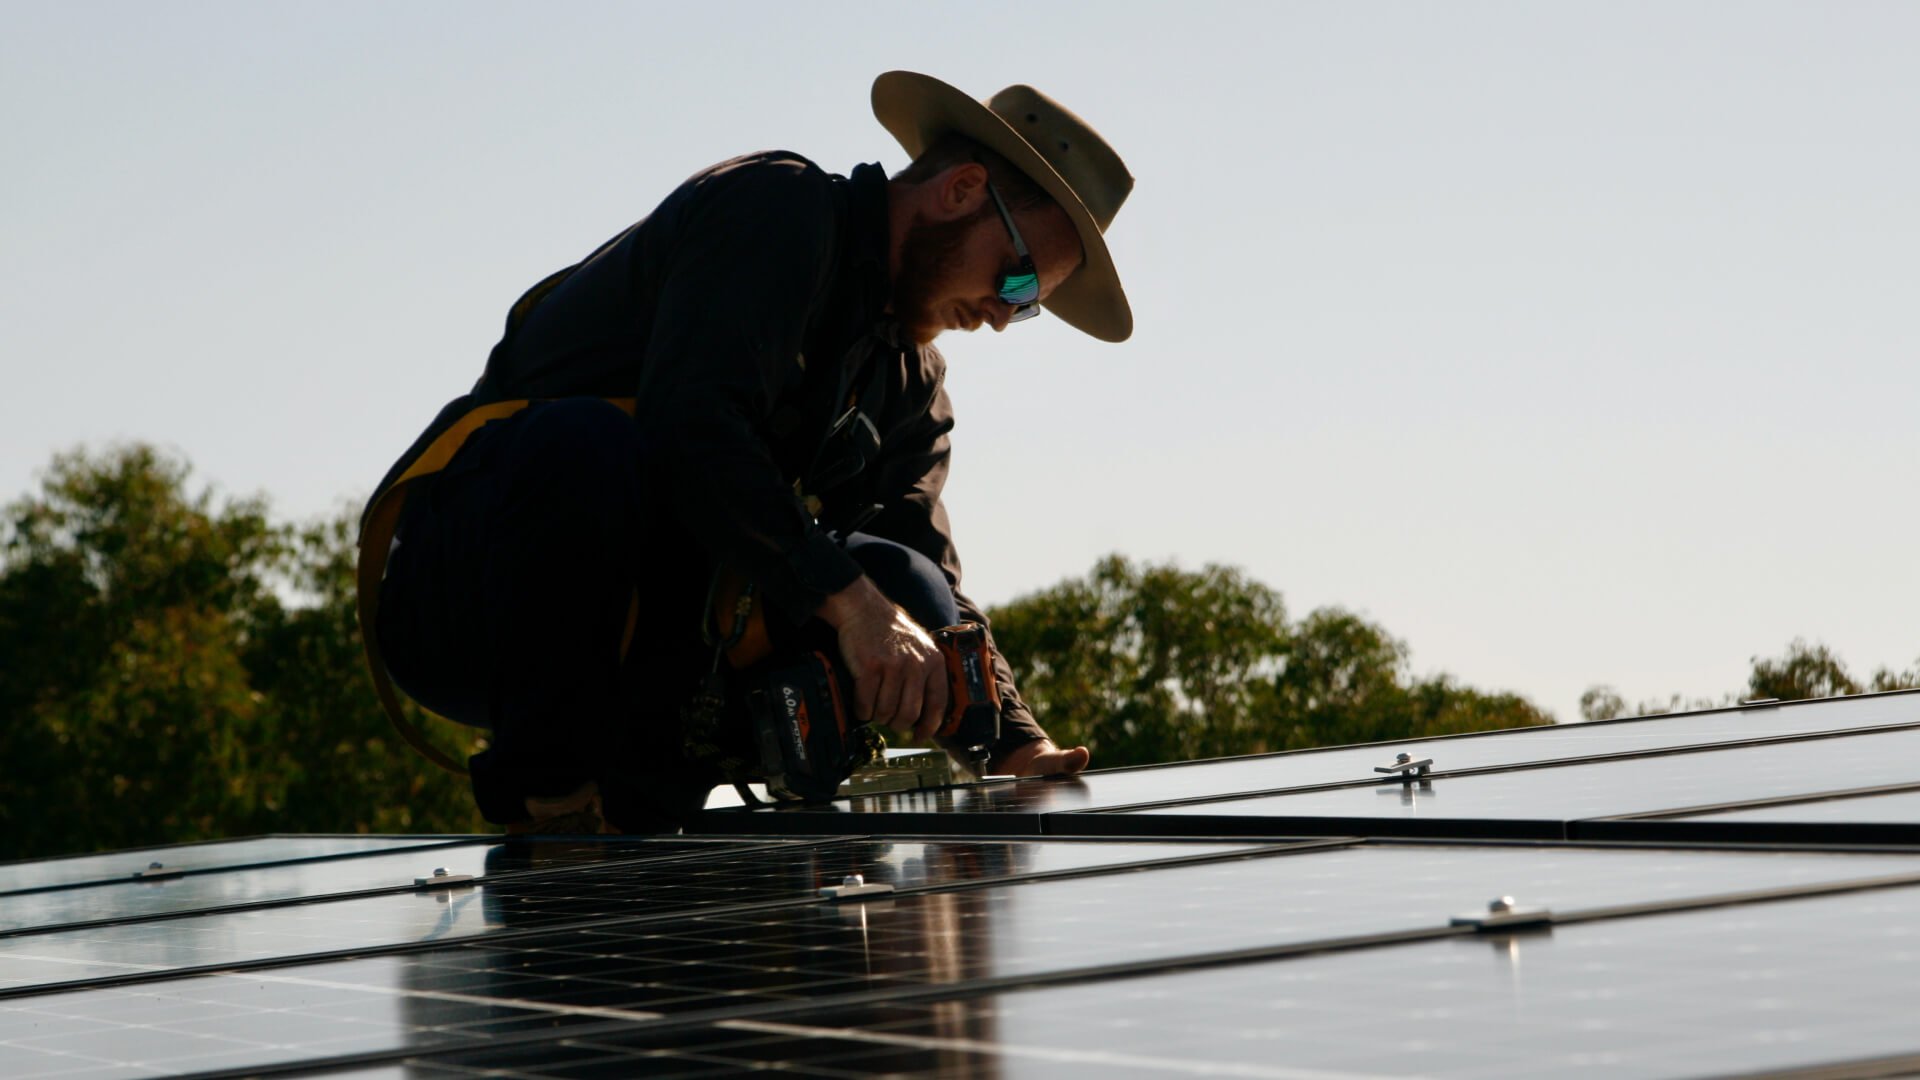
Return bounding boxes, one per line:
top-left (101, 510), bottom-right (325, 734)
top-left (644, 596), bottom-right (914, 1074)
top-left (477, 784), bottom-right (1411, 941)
top-left (504, 781), bottom-right (619, 835)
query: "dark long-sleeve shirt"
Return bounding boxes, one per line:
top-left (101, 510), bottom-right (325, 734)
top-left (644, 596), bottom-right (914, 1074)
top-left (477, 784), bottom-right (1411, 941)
top-left (368, 151), bottom-right (1043, 755)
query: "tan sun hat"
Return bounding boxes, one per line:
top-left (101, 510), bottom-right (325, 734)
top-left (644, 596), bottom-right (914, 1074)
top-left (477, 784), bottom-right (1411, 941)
top-left (872, 71), bottom-right (1134, 343)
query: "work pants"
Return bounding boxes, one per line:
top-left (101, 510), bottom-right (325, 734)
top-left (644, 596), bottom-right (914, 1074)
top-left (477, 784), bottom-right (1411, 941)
top-left (375, 398), bottom-right (957, 832)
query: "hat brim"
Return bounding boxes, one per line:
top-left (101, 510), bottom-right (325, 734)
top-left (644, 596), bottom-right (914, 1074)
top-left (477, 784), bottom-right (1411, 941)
top-left (873, 71), bottom-right (1132, 343)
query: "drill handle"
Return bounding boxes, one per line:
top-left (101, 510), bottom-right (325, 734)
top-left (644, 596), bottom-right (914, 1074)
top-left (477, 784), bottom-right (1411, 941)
top-left (934, 622), bottom-right (1001, 749)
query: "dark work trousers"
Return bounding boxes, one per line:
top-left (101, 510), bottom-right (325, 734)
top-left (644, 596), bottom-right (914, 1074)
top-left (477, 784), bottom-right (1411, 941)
top-left (375, 398), bottom-right (959, 832)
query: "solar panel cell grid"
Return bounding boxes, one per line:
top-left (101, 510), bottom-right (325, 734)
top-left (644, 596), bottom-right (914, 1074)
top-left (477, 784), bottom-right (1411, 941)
top-left (402, 881), bottom-right (1920, 1080)
top-left (0, 842), bottom-right (855, 992)
top-left (0, 839), bottom-right (1250, 994)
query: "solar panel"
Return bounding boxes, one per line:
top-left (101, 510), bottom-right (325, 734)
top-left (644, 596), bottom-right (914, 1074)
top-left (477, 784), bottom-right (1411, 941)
top-left (10, 695), bottom-right (1920, 1080)
top-left (3, 841), bottom-right (1913, 1078)
top-left (0, 836), bottom-right (465, 897)
top-left (1103, 727), bottom-right (1920, 838)
top-left (695, 691), bottom-right (1920, 834)
top-left (411, 879), bottom-right (1920, 1080)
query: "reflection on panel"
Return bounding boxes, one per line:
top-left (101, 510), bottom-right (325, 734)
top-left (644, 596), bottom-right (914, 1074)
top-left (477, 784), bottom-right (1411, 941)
top-left (468, 883), bottom-right (1920, 1079)
top-left (1118, 728), bottom-right (1920, 828)
top-left (0, 839), bottom-right (1251, 993)
top-left (0, 836), bottom-right (459, 897)
top-left (703, 692), bottom-right (1920, 826)
top-left (0, 838), bottom-right (778, 936)
top-left (1674, 787), bottom-right (1920, 824)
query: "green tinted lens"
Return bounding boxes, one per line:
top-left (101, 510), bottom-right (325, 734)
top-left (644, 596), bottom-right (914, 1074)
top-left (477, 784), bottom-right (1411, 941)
top-left (999, 271), bottom-right (1040, 306)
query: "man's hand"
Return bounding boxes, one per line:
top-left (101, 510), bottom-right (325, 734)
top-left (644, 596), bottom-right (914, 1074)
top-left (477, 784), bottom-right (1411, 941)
top-left (995, 739), bottom-right (1091, 778)
top-left (818, 577), bottom-right (948, 740)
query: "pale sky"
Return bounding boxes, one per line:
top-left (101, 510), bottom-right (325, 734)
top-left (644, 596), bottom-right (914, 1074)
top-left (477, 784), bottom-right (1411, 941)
top-left (5, 2), bottom-right (1916, 723)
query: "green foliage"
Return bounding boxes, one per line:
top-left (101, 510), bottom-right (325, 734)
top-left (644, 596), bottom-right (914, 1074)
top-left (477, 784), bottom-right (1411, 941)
top-left (0, 445), bottom-right (484, 860)
top-left (987, 555), bottom-right (1553, 768)
top-left (1748, 639), bottom-right (1862, 702)
top-left (1581, 639), bottom-right (1920, 722)
top-left (244, 514), bottom-right (488, 837)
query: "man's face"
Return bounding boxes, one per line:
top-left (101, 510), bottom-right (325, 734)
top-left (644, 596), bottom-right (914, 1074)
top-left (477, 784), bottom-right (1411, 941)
top-left (892, 190), bottom-right (1083, 346)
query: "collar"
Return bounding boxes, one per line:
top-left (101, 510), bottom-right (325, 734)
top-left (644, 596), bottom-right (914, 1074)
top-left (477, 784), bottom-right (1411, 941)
top-left (844, 162), bottom-right (895, 336)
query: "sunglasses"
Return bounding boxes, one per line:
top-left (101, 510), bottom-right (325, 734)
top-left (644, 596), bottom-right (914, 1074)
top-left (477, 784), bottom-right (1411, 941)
top-left (986, 181), bottom-right (1043, 323)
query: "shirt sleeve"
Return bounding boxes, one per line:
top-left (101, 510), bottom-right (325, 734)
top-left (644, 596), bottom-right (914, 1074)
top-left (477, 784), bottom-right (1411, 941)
top-left (858, 347), bottom-right (1049, 759)
top-left (631, 158), bottom-right (865, 618)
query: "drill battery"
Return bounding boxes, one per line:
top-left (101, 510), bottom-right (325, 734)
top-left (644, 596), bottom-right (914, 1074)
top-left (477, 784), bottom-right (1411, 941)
top-left (745, 651), bottom-right (869, 804)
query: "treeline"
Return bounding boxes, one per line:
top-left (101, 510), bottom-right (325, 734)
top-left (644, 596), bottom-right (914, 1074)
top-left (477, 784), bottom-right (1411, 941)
top-left (3, 445), bottom-right (1903, 860)
top-left (1581, 642), bottom-right (1920, 722)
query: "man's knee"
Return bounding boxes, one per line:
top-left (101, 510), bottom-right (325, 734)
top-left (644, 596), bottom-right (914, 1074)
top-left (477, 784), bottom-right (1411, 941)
top-left (842, 534), bottom-right (959, 630)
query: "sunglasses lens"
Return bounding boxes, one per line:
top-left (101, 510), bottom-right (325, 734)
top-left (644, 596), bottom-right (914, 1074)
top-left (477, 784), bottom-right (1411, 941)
top-left (998, 271), bottom-right (1040, 307)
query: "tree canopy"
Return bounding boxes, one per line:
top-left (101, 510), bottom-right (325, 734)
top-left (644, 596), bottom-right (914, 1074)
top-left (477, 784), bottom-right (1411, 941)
top-left (0, 446), bottom-right (485, 860)
top-left (984, 555), bottom-right (1553, 767)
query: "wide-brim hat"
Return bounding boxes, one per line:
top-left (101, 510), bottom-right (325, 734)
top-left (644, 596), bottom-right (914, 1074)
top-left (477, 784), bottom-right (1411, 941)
top-left (872, 71), bottom-right (1134, 343)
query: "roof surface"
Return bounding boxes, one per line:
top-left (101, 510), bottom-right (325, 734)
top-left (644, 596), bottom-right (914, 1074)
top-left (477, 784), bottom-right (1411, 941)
top-left (5, 690), bottom-right (1920, 1078)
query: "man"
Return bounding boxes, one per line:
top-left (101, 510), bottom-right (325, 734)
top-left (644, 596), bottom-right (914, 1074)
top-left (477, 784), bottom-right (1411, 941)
top-left (358, 71), bottom-right (1134, 833)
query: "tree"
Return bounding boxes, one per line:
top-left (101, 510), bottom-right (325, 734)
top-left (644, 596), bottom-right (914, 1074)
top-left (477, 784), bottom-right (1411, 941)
top-left (1747, 639), bottom-right (1861, 702)
top-left (983, 556), bottom-right (1291, 764)
top-left (1269, 607), bottom-right (1551, 750)
top-left (0, 445), bottom-right (484, 860)
top-left (988, 555), bottom-right (1552, 768)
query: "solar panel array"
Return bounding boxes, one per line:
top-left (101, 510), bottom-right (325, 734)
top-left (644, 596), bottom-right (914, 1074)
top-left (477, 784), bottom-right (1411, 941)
top-left (5, 690), bottom-right (1920, 1079)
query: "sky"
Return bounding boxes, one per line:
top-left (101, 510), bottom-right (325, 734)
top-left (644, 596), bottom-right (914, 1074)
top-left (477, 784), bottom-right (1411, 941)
top-left (4, 1), bottom-right (1917, 724)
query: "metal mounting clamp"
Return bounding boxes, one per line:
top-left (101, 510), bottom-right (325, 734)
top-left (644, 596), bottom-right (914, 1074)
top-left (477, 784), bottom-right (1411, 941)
top-left (1374, 752), bottom-right (1433, 781)
top-left (819, 873), bottom-right (895, 901)
top-left (414, 867), bottom-right (476, 889)
top-left (1450, 895), bottom-right (1552, 931)
top-left (133, 860), bottom-right (184, 881)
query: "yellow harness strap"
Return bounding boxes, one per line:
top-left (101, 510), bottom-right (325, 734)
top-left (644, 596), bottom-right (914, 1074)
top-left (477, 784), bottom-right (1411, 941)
top-left (355, 397), bottom-right (637, 776)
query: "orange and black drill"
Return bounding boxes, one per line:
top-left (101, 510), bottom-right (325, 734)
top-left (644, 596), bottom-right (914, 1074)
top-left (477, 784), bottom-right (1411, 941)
top-left (932, 622), bottom-right (1002, 780)
top-left (744, 621), bottom-right (1002, 803)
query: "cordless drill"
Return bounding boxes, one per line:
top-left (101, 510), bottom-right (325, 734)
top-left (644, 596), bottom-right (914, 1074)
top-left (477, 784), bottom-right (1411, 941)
top-left (744, 621), bottom-right (1003, 802)
top-left (932, 622), bottom-right (1002, 779)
